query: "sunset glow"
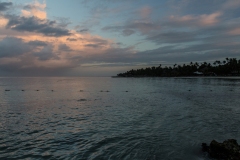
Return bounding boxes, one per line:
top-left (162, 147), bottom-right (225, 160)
top-left (0, 0), bottom-right (240, 76)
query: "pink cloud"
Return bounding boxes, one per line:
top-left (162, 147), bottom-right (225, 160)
top-left (0, 25), bottom-right (119, 72)
top-left (139, 6), bottom-right (152, 19)
top-left (169, 12), bottom-right (222, 27)
top-left (199, 12), bottom-right (222, 26)
top-left (169, 15), bottom-right (195, 26)
top-left (228, 28), bottom-right (240, 35)
top-left (21, 0), bottom-right (47, 19)
top-left (0, 16), bottom-right (8, 28)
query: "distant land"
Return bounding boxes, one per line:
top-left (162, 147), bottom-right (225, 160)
top-left (115, 58), bottom-right (240, 77)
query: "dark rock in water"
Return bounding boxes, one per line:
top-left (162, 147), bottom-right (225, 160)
top-left (202, 139), bottom-right (240, 160)
top-left (202, 143), bottom-right (209, 152)
top-left (5, 89), bottom-right (10, 91)
top-left (100, 90), bottom-right (109, 92)
top-left (77, 99), bottom-right (87, 102)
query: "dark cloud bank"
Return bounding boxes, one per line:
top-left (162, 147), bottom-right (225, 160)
top-left (5, 15), bottom-right (71, 36)
top-left (0, 2), bottom-right (12, 11)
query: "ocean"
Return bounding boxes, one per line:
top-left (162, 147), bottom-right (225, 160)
top-left (0, 77), bottom-right (240, 160)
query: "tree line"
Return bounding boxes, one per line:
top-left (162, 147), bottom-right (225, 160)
top-left (116, 58), bottom-right (240, 77)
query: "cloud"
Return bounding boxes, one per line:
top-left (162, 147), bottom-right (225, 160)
top-left (116, 42), bottom-right (123, 45)
top-left (54, 17), bottom-right (71, 28)
top-left (102, 20), bottom-right (160, 36)
top-left (1, 0), bottom-right (240, 76)
top-left (0, 16), bottom-right (8, 28)
top-left (0, 26), bottom-right (126, 75)
top-left (167, 0), bottom-right (224, 15)
top-left (222, 0), bottom-right (240, 10)
top-left (28, 40), bottom-right (48, 46)
top-left (5, 15), bottom-right (71, 36)
top-left (125, 43), bottom-right (239, 66)
top-left (199, 12), bottom-right (222, 26)
top-left (84, 37), bottom-right (110, 48)
top-left (128, 21), bottom-right (160, 33)
top-left (0, 2), bottom-right (12, 11)
top-left (58, 44), bottom-right (72, 51)
top-left (21, 0), bottom-right (47, 19)
top-left (228, 28), bottom-right (240, 35)
top-left (139, 6), bottom-right (152, 19)
top-left (0, 36), bottom-right (76, 75)
top-left (168, 12), bottom-right (222, 27)
top-left (84, 44), bottom-right (101, 48)
top-left (23, 1), bottom-right (46, 10)
top-left (33, 44), bottom-right (58, 61)
top-left (0, 54), bottom-right (77, 76)
top-left (146, 31), bottom-right (197, 44)
top-left (122, 29), bottom-right (135, 36)
top-left (77, 29), bottom-right (89, 33)
top-left (0, 37), bottom-right (32, 58)
top-left (0, 37), bottom-right (56, 61)
top-left (66, 38), bottom-right (77, 41)
top-left (80, 46), bottom-right (137, 64)
top-left (0, 1), bottom-right (126, 76)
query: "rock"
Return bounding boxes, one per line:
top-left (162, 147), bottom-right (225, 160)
top-left (202, 139), bottom-right (240, 160)
top-left (202, 143), bottom-right (209, 152)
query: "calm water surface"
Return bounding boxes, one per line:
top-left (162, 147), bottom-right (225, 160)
top-left (0, 77), bottom-right (240, 160)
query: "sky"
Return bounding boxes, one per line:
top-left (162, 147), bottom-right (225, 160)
top-left (0, 0), bottom-right (240, 76)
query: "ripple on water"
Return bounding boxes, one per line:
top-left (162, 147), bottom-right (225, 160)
top-left (0, 77), bottom-right (240, 159)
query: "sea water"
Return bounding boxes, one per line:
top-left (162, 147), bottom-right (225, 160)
top-left (0, 77), bottom-right (240, 160)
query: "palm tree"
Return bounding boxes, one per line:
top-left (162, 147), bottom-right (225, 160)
top-left (226, 57), bottom-right (229, 64)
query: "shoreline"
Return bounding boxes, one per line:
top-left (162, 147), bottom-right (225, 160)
top-left (112, 76), bottom-right (240, 79)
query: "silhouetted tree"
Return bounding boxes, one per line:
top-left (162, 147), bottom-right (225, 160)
top-left (116, 58), bottom-right (240, 77)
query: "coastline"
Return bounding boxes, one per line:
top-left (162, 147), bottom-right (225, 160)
top-left (112, 76), bottom-right (240, 79)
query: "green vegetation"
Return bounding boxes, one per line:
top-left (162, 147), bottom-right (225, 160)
top-left (116, 58), bottom-right (240, 77)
